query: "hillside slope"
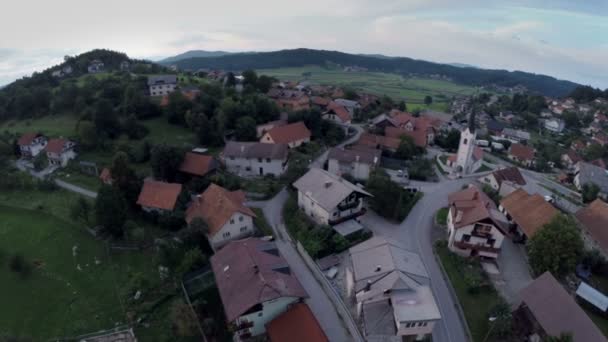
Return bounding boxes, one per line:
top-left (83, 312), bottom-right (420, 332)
top-left (172, 48), bottom-right (579, 97)
top-left (159, 50), bottom-right (243, 64)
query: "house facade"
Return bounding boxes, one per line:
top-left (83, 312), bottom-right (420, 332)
top-left (574, 161), bottom-right (608, 199)
top-left (293, 168), bottom-right (371, 226)
top-left (256, 119), bottom-right (286, 138)
top-left (87, 60), bottom-right (104, 73)
top-left (148, 75), bottom-right (178, 96)
top-left (544, 119), bottom-right (565, 133)
top-left (18, 132), bottom-right (47, 158)
top-left (322, 104), bottom-right (352, 125)
top-left (223, 142), bottom-right (289, 178)
top-left (576, 199), bottom-right (608, 259)
top-left (45, 138), bottom-right (76, 167)
top-left (478, 166), bottom-right (526, 191)
top-left (327, 147), bottom-right (380, 180)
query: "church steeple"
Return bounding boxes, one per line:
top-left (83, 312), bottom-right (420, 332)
top-left (468, 110), bottom-right (476, 133)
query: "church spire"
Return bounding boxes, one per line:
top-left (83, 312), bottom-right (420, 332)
top-left (468, 110), bottom-right (476, 133)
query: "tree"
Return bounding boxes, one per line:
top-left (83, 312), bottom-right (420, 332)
top-left (527, 215), bottom-right (583, 277)
top-left (366, 169), bottom-right (418, 221)
top-left (9, 253), bottom-right (32, 277)
top-left (33, 153), bottom-right (47, 171)
top-left (241, 69), bottom-right (258, 87)
top-left (395, 135), bottom-right (420, 160)
top-left (70, 196), bottom-right (91, 225)
top-left (95, 185), bottom-right (127, 237)
top-left (93, 99), bottom-right (120, 138)
top-left (435, 129), bottom-right (461, 152)
top-left (110, 151), bottom-right (141, 207)
top-left (170, 300), bottom-right (200, 337)
top-left (224, 72), bottom-right (236, 87)
top-left (583, 144), bottom-right (606, 161)
top-left (234, 116), bottom-right (257, 141)
top-left (424, 95), bottom-right (433, 105)
top-left (488, 301), bottom-right (513, 339)
top-left (189, 217), bottom-right (210, 234)
top-left (176, 247), bottom-right (207, 278)
top-left (78, 120), bottom-right (98, 150)
top-left (256, 75), bottom-right (274, 93)
top-left (150, 144), bottom-right (183, 182)
top-left (582, 183), bottom-right (600, 203)
top-left (398, 100), bottom-right (407, 111)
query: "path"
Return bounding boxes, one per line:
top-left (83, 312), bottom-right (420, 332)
top-left (15, 159), bottom-right (98, 199)
top-left (310, 124), bottom-right (364, 169)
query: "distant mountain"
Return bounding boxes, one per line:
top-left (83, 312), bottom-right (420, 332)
top-left (159, 50), bottom-right (246, 64)
top-left (448, 63), bottom-right (479, 69)
top-left (171, 48), bottom-right (579, 97)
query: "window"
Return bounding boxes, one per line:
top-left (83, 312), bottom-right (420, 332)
top-left (463, 138), bottom-right (468, 145)
top-left (239, 216), bottom-right (244, 222)
top-left (487, 238), bottom-right (496, 246)
top-left (223, 232), bottom-right (231, 238)
top-left (230, 219), bottom-right (235, 224)
top-left (266, 158), bottom-right (271, 163)
top-left (258, 312), bottom-right (263, 317)
top-left (240, 226), bottom-right (248, 232)
top-left (258, 158), bottom-right (263, 163)
top-left (463, 234), bottom-right (471, 242)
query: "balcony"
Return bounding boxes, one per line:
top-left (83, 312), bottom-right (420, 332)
top-left (453, 241), bottom-right (500, 254)
top-left (337, 199), bottom-right (360, 211)
top-left (235, 320), bottom-right (254, 331)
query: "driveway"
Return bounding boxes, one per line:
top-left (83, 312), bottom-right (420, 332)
top-left (310, 124), bottom-right (364, 169)
top-left (494, 239), bottom-right (533, 304)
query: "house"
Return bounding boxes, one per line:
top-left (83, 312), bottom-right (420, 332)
top-left (256, 119), bottom-right (287, 138)
top-left (273, 91), bottom-right (310, 112)
top-left (499, 189), bottom-right (558, 241)
top-left (148, 75), bottom-right (177, 96)
top-left (512, 272), bottom-right (606, 342)
top-left (178, 152), bottom-right (217, 178)
top-left (508, 144), bottom-right (535, 167)
top-left (561, 151), bottom-right (583, 170)
top-left (486, 120), bottom-right (505, 135)
top-left (210, 238), bottom-right (307, 339)
top-left (99, 167), bottom-right (112, 185)
top-left (293, 168), bottom-right (372, 226)
top-left (323, 103), bottom-right (352, 125)
top-left (572, 140), bottom-right (587, 150)
top-left (576, 199), bottom-right (608, 258)
top-left (266, 303), bottom-right (328, 342)
top-left (136, 180), bottom-right (182, 214)
top-left (311, 96), bottom-right (331, 108)
top-left (87, 59), bottom-right (104, 73)
top-left (369, 113), bottom-right (397, 130)
top-left (186, 184), bottom-right (256, 250)
top-left (260, 122), bottom-right (311, 148)
top-left (120, 60), bottom-right (130, 71)
top-left (346, 237), bottom-right (441, 339)
top-left (327, 147), bottom-right (380, 180)
top-left (593, 133), bottom-right (608, 146)
top-left (592, 158), bottom-right (608, 170)
top-left (574, 162), bottom-right (608, 199)
top-left (17, 132), bottom-right (47, 158)
top-left (447, 185), bottom-right (509, 258)
top-left (502, 128), bottom-right (531, 143)
top-left (333, 98), bottom-right (360, 112)
top-left (478, 166), bottom-right (526, 191)
top-left (222, 142), bottom-right (288, 177)
top-left (45, 138), bottom-right (76, 167)
top-left (384, 126), bottom-right (434, 148)
top-left (544, 119), bottom-right (565, 133)
top-left (356, 132), bottom-right (401, 152)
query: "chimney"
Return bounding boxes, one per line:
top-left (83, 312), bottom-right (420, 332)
top-left (375, 265), bottom-right (382, 272)
top-left (365, 280), bottom-right (372, 292)
top-left (325, 181), bottom-right (332, 188)
top-left (373, 156), bottom-right (378, 165)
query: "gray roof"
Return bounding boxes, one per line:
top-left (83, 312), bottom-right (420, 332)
top-left (577, 162), bottom-right (608, 193)
top-left (576, 282), bottom-right (608, 312)
top-left (502, 128), bottom-right (531, 140)
top-left (223, 141), bottom-right (288, 160)
top-left (328, 147), bottom-right (380, 165)
top-left (293, 168), bottom-right (371, 211)
top-left (148, 75), bottom-right (178, 86)
top-left (334, 98), bottom-right (360, 109)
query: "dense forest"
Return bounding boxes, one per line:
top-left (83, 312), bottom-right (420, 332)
top-left (568, 85), bottom-right (608, 103)
top-left (166, 48), bottom-right (580, 97)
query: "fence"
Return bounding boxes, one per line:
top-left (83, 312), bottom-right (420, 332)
top-left (295, 241), bottom-right (365, 342)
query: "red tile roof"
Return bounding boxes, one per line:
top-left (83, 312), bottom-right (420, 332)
top-left (136, 180), bottom-right (182, 211)
top-left (267, 303), bottom-right (328, 342)
top-left (311, 96), bottom-right (331, 107)
top-left (357, 132), bottom-right (401, 150)
top-left (211, 238), bottom-right (307, 322)
top-left (491, 166), bottom-right (526, 186)
top-left (576, 199), bottom-right (608, 254)
top-left (385, 126), bottom-right (428, 147)
top-left (185, 184), bottom-right (255, 237)
top-left (18, 132), bottom-right (39, 145)
top-left (264, 122), bottom-right (311, 144)
top-left (179, 152), bottom-right (216, 177)
top-left (325, 102), bottom-right (351, 123)
top-left (509, 143), bottom-right (535, 162)
top-left (448, 185), bottom-right (505, 231)
top-left (45, 138), bottom-right (68, 154)
top-left (499, 189), bottom-right (558, 238)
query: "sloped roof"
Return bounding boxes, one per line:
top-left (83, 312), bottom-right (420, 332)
top-left (147, 74), bottom-right (177, 86)
top-left (357, 132), bottom-right (400, 150)
top-left (311, 96), bottom-right (331, 107)
top-left (45, 138), bottom-right (69, 154)
top-left (499, 189), bottom-right (558, 238)
top-left (223, 141), bottom-right (288, 160)
top-left (576, 162), bottom-right (608, 194)
top-left (448, 185), bottom-right (507, 231)
top-left (328, 147), bottom-right (380, 165)
top-left (576, 199), bottom-right (608, 254)
top-left (267, 303), bottom-right (328, 342)
top-left (18, 132), bottom-right (40, 145)
top-left (384, 127), bottom-right (427, 148)
top-left (491, 166), bottom-right (526, 186)
top-left (509, 143), bottom-right (535, 161)
top-left (264, 122), bottom-right (311, 144)
top-left (136, 180), bottom-right (182, 211)
top-left (179, 152), bottom-right (217, 177)
top-left (185, 183), bottom-right (256, 237)
top-left (517, 272), bottom-right (606, 342)
top-left (293, 168), bottom-right (372, 212)
top-left (325, 102), bottom-right (351, 123)
top-left (563, 150), bottom-right (583, 164)
top-left (211, 238), bottom-right (307, 322)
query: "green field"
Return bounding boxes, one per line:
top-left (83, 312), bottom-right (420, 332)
top-left (0, 205), bottom-right (157, 339)
top-left (0, 113), bottom-right (80, 138)
top-left (257, 66), bottom-right (479, 111)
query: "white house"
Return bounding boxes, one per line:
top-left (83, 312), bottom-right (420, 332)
top-left (185, 183), bottom-right (256, 250)
top-left (87, 60), bottom-right (104, 73)
top-left (327, 147), bottom-right (380, 180)
top-left (544, 119), bottom-right (565, 133)
top-left (256, 119), bottom-right (286, 138)
top-left (346, 237), bottom-right (441, 339)
top-left (260, 121), bottom-right (311, 148)
top-left (148, 75), bottom-right (178, 96)
top-left (17, 132), bottom-right (47, 158)
top-left (447, 185), bottom-right (508, 259)
top-left (211, 238), bottom-right (307, 339)
top-left (222, 142), bottom-right (288, 178)
top-left (478, 166), bottom-right (526, 191)
top-left (293, 168), bottom-right (372, 226)
top-left (322, 104), bottom-right (352, 125)
top-left (44, 138), bottom-right (76, 167)
top-left (136, 180), bottom-right (182, 214)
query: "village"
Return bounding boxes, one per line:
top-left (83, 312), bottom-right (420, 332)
top-left (2, 51), bottom-right (608, 342)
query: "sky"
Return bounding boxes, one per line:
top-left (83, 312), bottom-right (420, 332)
top-left (1, 0), bottom-right (608, 88)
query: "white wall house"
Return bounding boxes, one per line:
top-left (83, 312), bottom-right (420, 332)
top-left (148, 75), bottom-right (178, 96)
top-left (234, 296), bottom-right (300, 337)
top-left (222, 142), bottom-right (288, 178)
top-left (18, 133), bottom-right (47, 158)
top-left (544, 119), bottom-right (565, 133)
top-left (327, 147), bottom-right (380, 181)
top-left (45, 139), bottom-right (76, 167)
top-left (208, 212), bottom-right (255, 250)
top-left (293, 168), bottom-right (372, 226)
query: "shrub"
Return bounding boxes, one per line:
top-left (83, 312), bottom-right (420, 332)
top-left (9, 253), bottom-right (32, 277)
top-left (37, 178), bottom-right (58, 192)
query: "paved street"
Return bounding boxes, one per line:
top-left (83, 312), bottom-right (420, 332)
top-left (494, 239), bottom-right (533, 304)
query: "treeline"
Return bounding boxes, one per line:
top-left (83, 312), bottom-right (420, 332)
top-left (170, 48), bottom-right (579, 97)
top-left (569, 85), bottom-right (608, 103)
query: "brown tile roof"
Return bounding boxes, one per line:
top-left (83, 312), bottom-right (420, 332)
top-left (311, 96), bottom-right (331, 107)
top-left (500, 189), bottom-right (558, 238)
top-left (185, 183), bottom-right (255, 237)
top-left (328, 147), bottom-right (380, 165)
top-left (264, 122), bottom-right (311, 144)
top-left (357, 132), bottom-right (400, 151)
top-left (136, 180), bottom-right (182, 211)
top-left (267, 303), bottom-right (328, 342)
top-left (576, 199), bottom-right (608, 253)
top-left (18, 132), bottom-right (39, 145)
top-left (211, 238), bottom-right (307, 322)
top-left (45, 138), bottom-right (68, 154)
top-left (491, 167), bottom-right (526, 186)
top-left (389, 110), bottom-right (415, 127)
top-left (325, 102), bottom-right (351, 123)
top-left (517, 272), bottom-right (606, 342)
top-left (563, 150), bottom-right (582, 164)
top-left (179, 152), bottom-right (217, 177)
top-left (509, 143), bottom-right (535, 162)
top-left (384, 126), bottom-right (428, 148)
top-left (448, 185), bottom-right (506, 231)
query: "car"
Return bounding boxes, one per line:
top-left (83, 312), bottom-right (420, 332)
top-left (544, 195), bottom-right (555, 203)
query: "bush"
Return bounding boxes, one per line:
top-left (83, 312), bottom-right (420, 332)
top-left (367, 169), bottom-right (421, 221)
top-left (9, 253), bottom-right (32, 277)
top-left (37, 178), bottom-right (58, 192)
top-left (408, 158), bottom-right (434, 181)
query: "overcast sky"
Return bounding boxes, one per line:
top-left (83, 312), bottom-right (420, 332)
top-left (1, 0), bottom-right (607, 88)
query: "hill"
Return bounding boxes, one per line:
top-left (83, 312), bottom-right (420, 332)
top-left (172, 48), bottom-right (579, 97)
top-left (159, 50), bottom-right (243, 64)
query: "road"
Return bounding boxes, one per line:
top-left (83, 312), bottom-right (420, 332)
top-left (15, 159), bottom-right (98, 199)
top-left (310, 124), bottom-right (364, 169)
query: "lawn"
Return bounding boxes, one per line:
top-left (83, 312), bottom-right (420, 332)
top-left (435, 241), bottom-right (503, 342)
top-left (436, 208), bottom-right (449, 226)
top-left (140, 117), bottom-right (197, 146)
top-left (252, 207), bottom-right (274, 237)
top-left (257, 66), bottom-right (478, 110)
top-left (0, 187), bottom-right (88, 222)
top-left (0, 205), bottom-right (158, 340)
top-left (0, 113), bottom-right (80, 138)
top-left (54, 166), bottom-right (102, 193)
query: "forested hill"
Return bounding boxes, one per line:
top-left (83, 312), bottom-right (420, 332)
top-left (172, 48), bottom-right (579, 97)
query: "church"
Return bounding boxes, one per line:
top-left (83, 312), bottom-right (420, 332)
top-left (445, 112), bottom-right (484, 176)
